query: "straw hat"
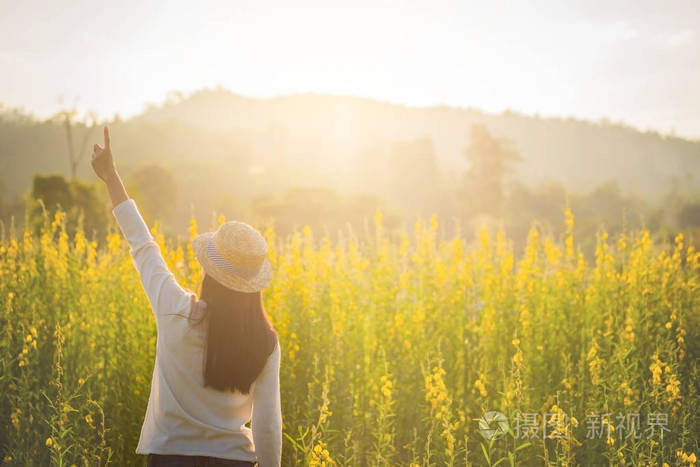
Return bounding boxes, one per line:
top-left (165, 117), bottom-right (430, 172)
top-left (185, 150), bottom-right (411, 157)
top-left (192, 221), bottom-right (272, 293)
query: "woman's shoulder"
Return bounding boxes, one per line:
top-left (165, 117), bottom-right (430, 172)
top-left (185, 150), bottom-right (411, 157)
top-left (158, 293), bottom-right (207, 347)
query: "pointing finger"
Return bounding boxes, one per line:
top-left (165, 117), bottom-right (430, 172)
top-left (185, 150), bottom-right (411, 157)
top-left (103, 126), bottom-right (111, 149)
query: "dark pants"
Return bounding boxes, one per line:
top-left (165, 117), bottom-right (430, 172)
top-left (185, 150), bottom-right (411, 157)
top-left (147, 454), bottom-right (257, 467)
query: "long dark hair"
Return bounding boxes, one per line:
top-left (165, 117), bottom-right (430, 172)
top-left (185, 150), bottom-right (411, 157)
top-left (198, 273), bottom-right (277, 394)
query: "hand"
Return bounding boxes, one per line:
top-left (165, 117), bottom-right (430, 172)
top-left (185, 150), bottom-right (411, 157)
top-left (91, 126), bottom-right (117, 181)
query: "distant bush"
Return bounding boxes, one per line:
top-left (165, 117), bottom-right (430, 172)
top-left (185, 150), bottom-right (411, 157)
top-left (26, 174), bottom-right (107, 241)
top-left (678, 203), bottom-right (700, 229)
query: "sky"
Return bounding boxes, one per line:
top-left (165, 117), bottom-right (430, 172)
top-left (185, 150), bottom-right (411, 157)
top-left (1, 0), bottom-right (699, 139)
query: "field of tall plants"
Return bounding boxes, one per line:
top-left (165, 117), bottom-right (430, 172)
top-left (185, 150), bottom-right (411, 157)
top-left (0, 209), bottom-right (698, 466)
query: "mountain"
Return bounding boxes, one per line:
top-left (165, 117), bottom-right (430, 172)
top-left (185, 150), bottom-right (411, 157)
top-left (2, 88), bottom-right (700, 237)
top-left (135, 88), bottom-right (700, 198)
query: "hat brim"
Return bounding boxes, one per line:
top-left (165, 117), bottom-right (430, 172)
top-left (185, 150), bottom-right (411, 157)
top-left (192, 232), bottom-right (272, 293)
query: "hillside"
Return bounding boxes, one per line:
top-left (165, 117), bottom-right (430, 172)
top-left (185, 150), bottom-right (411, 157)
top-left (2, 89), bottom-right (700, 238)
top-left (136, 89), bottom-right (700, 198)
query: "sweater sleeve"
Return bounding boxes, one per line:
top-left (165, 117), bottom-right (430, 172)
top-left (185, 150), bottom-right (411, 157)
top-left (112, 198), bottom-right (189, 324)
top-left (252, 341), bottom-right (282, 467)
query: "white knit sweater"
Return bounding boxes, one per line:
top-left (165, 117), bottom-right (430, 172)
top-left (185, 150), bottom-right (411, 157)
top-left (112, 198), bottom-right (282, 467)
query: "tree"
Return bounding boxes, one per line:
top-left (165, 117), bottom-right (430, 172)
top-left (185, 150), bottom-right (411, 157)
top-left (252, 187), bottom-right (392, 238)
top-left (26, 174), bottom-right (107, 240)
top-left (460, 124), bottom-right (521, 218)
top-left (124, 165), bottom-right (178, 226)
top-left (0, 178), bottom-right (26, 229)
top-left (54, 108), bottom-right (98, 179)
top-left (678, 203), bottom-right (700, 229)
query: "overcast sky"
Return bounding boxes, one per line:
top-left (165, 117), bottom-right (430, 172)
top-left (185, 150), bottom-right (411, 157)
top-left (1, 0), bottom-right (698, 138)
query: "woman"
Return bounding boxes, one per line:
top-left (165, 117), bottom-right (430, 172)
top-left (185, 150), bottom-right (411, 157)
top-left (91, 127), bottom-right (282, 467)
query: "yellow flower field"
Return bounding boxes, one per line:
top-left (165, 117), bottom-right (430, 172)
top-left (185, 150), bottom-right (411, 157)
top-left (0, 209), bottom-right (698, 466)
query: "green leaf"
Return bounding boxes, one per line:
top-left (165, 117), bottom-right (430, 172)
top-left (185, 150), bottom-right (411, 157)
top-left (515, 442), bottom-right (531, 452)
top-left (480, 442), bottom-right (491, 464)
top-left (283, 432), bottom-right (303, 452)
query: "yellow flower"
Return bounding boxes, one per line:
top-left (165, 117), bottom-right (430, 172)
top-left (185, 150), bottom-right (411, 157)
top-left (649, 355), bottom-right (664, 386)
top-left (10, 408), bottom-right (21, 430)
top-left (513, 350), bottom-right (523, 366)
top-left (45, 437), bottom-right (53, 447)
top-left (474, 378), bottom-right (487, 398)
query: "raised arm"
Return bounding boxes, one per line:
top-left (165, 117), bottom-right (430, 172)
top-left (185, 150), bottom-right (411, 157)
top-left (91, 126), bottom-right (128, 209)
top-left (91, 126), bottom-right (190, 322)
